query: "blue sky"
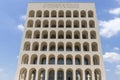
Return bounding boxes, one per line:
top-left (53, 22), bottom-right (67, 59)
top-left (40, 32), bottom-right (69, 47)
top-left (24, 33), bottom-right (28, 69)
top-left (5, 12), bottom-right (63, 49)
top-left (0, 0), bottom-right (120, 80)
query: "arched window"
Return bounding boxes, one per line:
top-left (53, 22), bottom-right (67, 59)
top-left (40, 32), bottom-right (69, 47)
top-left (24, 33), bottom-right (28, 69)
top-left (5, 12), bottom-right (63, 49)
top-left (84, 55), bottom-right (91, 65)
top-left (58, 31), bottom-right (64, 39)
top-left (92, 42), bottom-right (98, 51)
top-left (19, 68), bottom-right (27, 80)
top-left (58, 55), bottom-right (64, 64)
top-left (74, 31), bottom-right (80, 39)
top-left (51, 20), bottom-right (56, 28)
top-left (29, 10), bottom-right (35, 17)
top-left (81, 10), bottom-right (86, 17)
top-left (29, 69), bottom-right (36, 80)
top-left (49, 55), bottom-right (55, 64)
top-left (59, 10), bottom-right (64, 17)
top-left (66, 70), bottom-right (73, 80)
top-left (94, 69), bottom-right (101, 80)
top-left (66, 10), bottom-right (71, 17)
top-left (90, 31), bottom-right (96, 39)
top-left (58, 42), bottom-right (64, 51)
top-left (85, 69), bottom-right (92, 80)
top-left (89, 20), bottom-right (95, 28)
top-left (25, 30), bottom-right (32, 39)
top-left (51, 10), bottom-right (57, 17)
top-left (40, 54), bottom-right (46, 64)
top-left (76, 70), bottom-right (82, 80)
top-left (35, 20), bottom-right (41, 28)
top-left (43, 20), bottom-right (49, 28)
top-left (66, 20), bottom-right (72, 28)
top-left (66, 31), bottom-right (72, 39)
top-left (32, 42), bottom-right (39, 51)
top-left (41, 42), bottom-right (47, 51)
top-left (93, 55), bottom-right (100, 65)
top-left (38, 70), bottom-right (45, 80)
top-left (31, 54), bottom-right (37, 64)
top-left (75, 58), bottom-right (80, 65)
top-left (49, 42), bottom-right (56, 51)
top-left (88, 10), bottom-right (94, 17)
top-left (33, 30), bottom-right (40, 39)
top-left (36, 10), bottom-right (42, 17)
top-left (42, 31), bottom-right (48, 39)
top-left (58, 20), bottom-right (64, 28)
top-left (27, 20), bottom-right (33, 28)
top-left (83, 42), bottom-right (89, 51)
top-left (81, 20), bottom-right (87, 28)
top-left (24, 42), bottom-right (30, 51)
top-left (75, 42), bottom-right (81, 51)
top-left (74, 20), bottom-right (79, 28)
top-left (66, 42), bottom-right (72, 51)
top-left (66, 55), bottom-right (72, 65)
top-left (44, 10), bottom-right (49, 17)
top-left (49, 70), bottom-right (55, 80)
top-left (57, 70), bottom-right (64, 80)
top-left (82, 31), bottom-right (88, 39)
top-left (21, 54), bottom-right (29, 64)
top-left (73, 10), bottom-right (79, 17)
top-left (50, 30), bottom-right (56, 39)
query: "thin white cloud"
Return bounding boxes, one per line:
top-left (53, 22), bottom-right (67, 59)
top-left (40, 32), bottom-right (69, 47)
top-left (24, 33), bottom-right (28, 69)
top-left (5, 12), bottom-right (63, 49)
top-left (109, 8), bottom-right (120, 15)
top-left (0, 68), bottom-right (8, 80)
top-left (17, 24), bottom-right (24, 31)
top-left (103, 52), bottom-right (120, 63)
top-left (115, 65), bottom-right (120, 75)
top-left (114, 47), bottom-right (120, 50)
top-left (20, 15), bottom-right (26, 20)
top-left (99, 18), bottom-right (120, 38)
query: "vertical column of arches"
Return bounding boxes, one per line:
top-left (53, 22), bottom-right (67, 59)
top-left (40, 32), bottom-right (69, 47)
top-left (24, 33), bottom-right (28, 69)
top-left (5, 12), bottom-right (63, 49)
top-left (32, 42), bottom-right (39, 51)
top-left (21, 54), bottom-right (29, 64)
top-left (29, 68), bottom-right (36, 80)
top-left (33, 30), bottom-right (40, 39)
top-left (19, 68), bottom-right (27, 80)
top-left (58, 42), bottom-right (64, 51)
top-left (35, 20), bottom-right (41, 28)
top-left (24, 42), bottom-right (31, 51)
top-left (58, 30), bottom-right (64, 39)
top-left (25, 30), bottom-right (32, 39)
top-left (29, 10), bottom-right (35, 17)
top-left (59, 10), bottom-right (64, 17)
top-left (51, 10), bottom-right (57, 17)
top-left (49, 42), bottom-right (56, 51)
top-left (36, 10), bottom-right (42, 17)
top-left (41, 42), bottom-right (47, 51)
top-left (27, 20), bottom-right (33, 28)
top-left (31, 54), bottom-right (37, 64)
top-left (92, 42), bottom-right (98, 51)
top-left (58, 20), bottom-right (64, 28)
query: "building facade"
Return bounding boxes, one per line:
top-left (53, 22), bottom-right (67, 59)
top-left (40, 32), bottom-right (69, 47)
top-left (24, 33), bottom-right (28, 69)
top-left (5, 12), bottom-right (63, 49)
top-left (15, 2), bottom-right (106, 80)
